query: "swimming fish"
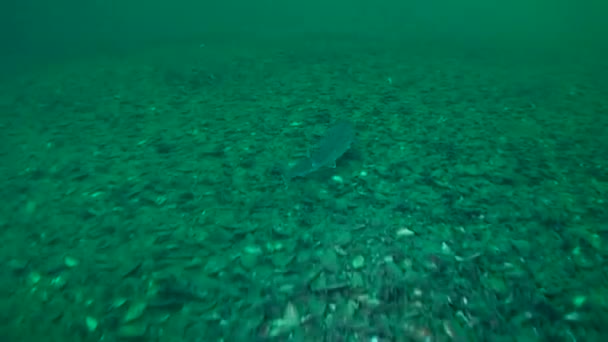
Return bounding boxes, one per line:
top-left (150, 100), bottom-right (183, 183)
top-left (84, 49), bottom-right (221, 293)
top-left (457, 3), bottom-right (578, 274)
top-left (286, 120), bottom-right (355, 179)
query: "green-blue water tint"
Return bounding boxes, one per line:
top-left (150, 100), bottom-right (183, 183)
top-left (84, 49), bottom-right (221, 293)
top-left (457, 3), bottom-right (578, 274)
top-left (0, 0), bottom-right (607, 341)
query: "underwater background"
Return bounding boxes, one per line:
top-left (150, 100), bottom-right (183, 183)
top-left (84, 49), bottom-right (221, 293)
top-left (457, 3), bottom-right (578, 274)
top-left (1, 0), bottom-right (607, 341)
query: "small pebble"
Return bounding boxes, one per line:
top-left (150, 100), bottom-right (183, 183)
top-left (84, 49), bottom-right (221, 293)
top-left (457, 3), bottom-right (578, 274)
top-left (64, 256), bottom-right (80, 268)
top-left (352, 255), bottom-right (365, 269)
top-left (241, 245), bottom-right (262, 269)
top-left (320, 249), bottom-right (339, 273)
top-left (51, 275), bottom-right (67, 289)
top-left (123, 301), bottom-right (147, 323)
top-left (86, 316), bottom-right (98, 331)
top-left (28, 271), bottom-right (41, 285)
top-left (396, 228), bottom-right (415, 237)
top-left (111, 297), bottom-right (128, 309)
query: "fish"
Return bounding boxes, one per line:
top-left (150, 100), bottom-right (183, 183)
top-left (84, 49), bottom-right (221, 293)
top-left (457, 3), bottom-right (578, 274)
top-left (286, 120), bottom-right (355, 179)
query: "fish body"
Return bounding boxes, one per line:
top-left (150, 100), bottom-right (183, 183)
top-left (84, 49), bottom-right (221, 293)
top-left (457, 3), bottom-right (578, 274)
top-left (286, 120), bottom-right (355, 179)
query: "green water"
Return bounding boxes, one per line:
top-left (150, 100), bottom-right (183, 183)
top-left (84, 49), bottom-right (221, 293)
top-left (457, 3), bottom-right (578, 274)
top-left (1, 0), bottom-right (607, 341)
